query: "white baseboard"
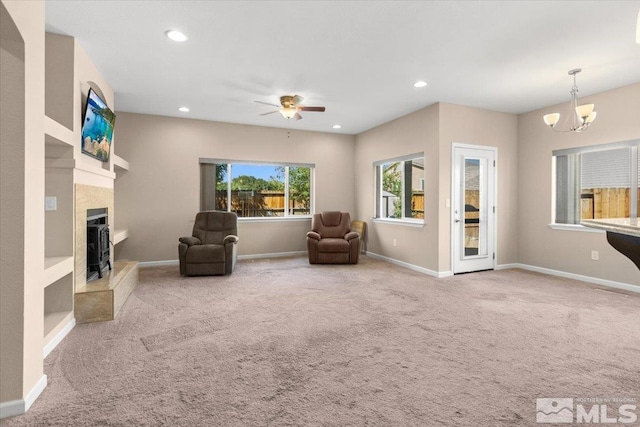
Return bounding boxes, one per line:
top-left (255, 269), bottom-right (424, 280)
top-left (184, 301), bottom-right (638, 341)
top-left (495, 263), bottom-right (521, 270)
top-left (496, 263), bottom-right (640, 294)
top-left (44, 317), bottom-right (75, 358)
top-left (238, 251), bottom-right (306, 260)
top-left (0, 374), bottom-right (47, 419)
top-left (367, 252), bottom-right (452, 278)
top-left (139, 251), bottom-right (307, 267)
top-left (138, 259), bottom-right (179, 267)
top-left (139, 255), bottom-right (637, 294)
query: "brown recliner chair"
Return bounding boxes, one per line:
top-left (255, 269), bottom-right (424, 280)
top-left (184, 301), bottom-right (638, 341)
top-left (307, 211), bottom-right (360, 264)
top-left (179, 211), bottom-right (239, 276)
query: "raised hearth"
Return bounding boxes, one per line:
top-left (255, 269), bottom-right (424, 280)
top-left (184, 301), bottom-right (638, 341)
top-left (75, 260), bottom-right (139, 323)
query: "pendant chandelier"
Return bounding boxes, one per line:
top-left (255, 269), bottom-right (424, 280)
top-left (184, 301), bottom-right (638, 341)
top-left (543, 68), bottom-right (597, 132)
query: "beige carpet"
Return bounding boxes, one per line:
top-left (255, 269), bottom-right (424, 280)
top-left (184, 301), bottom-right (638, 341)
top-left (4, 256), bottom-right (639, 426)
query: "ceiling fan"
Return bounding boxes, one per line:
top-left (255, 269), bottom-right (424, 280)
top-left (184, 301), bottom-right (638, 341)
top-left (255, 95), bottom-right (326, 120)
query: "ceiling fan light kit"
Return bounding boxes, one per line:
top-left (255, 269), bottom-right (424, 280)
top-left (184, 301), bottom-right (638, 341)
top-left (279, 107), bottom-right (298, 119)
top-left (255, 95), bottom-right (326, 121)
top-left (542, 68), bottom-right (597, 133)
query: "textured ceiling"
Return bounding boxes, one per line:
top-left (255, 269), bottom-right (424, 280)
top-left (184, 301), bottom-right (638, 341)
top-left (45, 1), bottom-right (640, 135)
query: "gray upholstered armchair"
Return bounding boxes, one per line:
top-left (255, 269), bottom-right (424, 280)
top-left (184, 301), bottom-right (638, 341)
top-left (179, 211), bottom-right (239, 276)
top-left (307, 211), bottom-right (360, 264)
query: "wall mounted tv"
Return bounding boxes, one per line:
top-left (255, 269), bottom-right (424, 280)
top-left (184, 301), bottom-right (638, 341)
top-left (81, 88), bottom-right (116, 163)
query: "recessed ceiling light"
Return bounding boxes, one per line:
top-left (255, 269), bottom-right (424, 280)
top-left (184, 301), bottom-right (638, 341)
top-left (166, 30), bottom-right (188, 42)
top-left (178, 106), bottom-right (190, 112)
top-left (413, 80), bottom-right (428, 88)
top-left (333, 124), bottom-right (342, 129)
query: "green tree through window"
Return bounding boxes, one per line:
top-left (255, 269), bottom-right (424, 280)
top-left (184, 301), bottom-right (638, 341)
top-left (202, 161), bottom-right (314, 218)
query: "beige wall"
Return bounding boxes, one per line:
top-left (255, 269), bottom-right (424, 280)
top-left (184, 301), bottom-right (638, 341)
top-left (113, 113), bottom-right (356, 262)
top-left (0, 0), bottom-right (45, 404)
top-left (354, 104), bottom-right (441, 271)
top-left (438, 103), bottom-right (519, 271)
top-left (354, 102), bottom-right (518, 275)
top-left (518, 82), bottom-right (640, 285)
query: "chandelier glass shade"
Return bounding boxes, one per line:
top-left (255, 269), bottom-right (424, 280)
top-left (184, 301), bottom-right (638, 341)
top-left (543, 68), bottom-right (597, 133)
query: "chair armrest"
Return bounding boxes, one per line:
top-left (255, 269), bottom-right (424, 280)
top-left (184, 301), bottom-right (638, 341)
top-left (307, 231), bottom-right (321, 241)
top-left (344, 231), bottom-right (359, 241)
top-left (223, 235), bottom-right (239, 244)
top-left (179, 236), bottom-right (201, 246)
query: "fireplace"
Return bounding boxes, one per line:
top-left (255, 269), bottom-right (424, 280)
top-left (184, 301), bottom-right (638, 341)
top-left (87, 208), bottom-right (111, 281)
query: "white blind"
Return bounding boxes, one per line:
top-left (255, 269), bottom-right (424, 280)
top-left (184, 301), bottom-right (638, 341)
top-left (581, 148), bottom-right (630, 189)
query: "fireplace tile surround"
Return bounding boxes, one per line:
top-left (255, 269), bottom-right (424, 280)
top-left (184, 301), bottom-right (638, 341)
top-left (74, 184), bottom-right (114, 291)
top-left (74, 183), bottom-right (138, 323)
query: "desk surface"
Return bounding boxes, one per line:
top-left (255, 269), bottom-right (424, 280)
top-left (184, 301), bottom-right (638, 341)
top-left (581, 218), bottom-right (640, 238)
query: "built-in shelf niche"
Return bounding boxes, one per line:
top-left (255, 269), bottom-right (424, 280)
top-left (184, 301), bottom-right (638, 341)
top-left (45, 116), bottom-right (74, 148)
top-left (44, 256), bottom-right (74, 288)
top-left (44, 273), bottom-right (73, 344)
top-left (113, 229), bottom-right (128, 245)
top-left (45, 143), bottom-right (74, 263)
top-left (113, 155), bottom-right (129, 246)
top-left (45, 33), bottom-right (75, 131)
top-left (113, 154), bottom-right (129, 172)
top-left (41, 31), bottom-right (131, 357)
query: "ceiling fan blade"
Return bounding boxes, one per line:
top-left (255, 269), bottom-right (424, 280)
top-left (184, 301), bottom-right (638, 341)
top-left (254, 100), bottom-right (280, 108)
top-left (292, 95), bottom-right (304, 105)
top-left (259, 110), bottom-right (279, 116)
top-left (294, 113), bottom-right (303, 121)
top-left (299, 106), bottom-right (325, 112)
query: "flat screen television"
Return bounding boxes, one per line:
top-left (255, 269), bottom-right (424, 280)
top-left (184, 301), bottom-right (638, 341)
top-left (81, 88), bottom-right (116, 163)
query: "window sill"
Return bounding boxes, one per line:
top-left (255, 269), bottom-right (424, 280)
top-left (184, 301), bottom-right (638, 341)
top-left (548, 223), bottom-right (604, 233)
top-left (238, 216), bottom-right (312, 223)
top-left (372, 218), bottom-right (425, 228)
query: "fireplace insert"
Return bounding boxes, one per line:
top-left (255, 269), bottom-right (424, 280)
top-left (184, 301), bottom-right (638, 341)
top-left (87, 211), bottom-right (111, 280)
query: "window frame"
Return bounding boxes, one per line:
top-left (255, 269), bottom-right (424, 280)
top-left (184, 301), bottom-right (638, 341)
top-left (551, 139), bottom-right (639, 231)
top-left (199, 158), bottom-right (315, 221)
top-left (373, 152), bottom-right (425, 226)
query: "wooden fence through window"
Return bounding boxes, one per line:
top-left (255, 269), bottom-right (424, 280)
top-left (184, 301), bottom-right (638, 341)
top-left (216, 190), bottom-right (310, 217)
top-left (581, 188), bottom-right (636, 219)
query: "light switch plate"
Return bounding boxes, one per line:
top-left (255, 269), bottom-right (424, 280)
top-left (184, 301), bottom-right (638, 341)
top-left (45, 196), bottom-right (57, 211)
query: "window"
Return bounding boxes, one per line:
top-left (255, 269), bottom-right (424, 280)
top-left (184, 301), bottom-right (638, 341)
top-left (553, 140), bottom-right (639, 225)
top-left (200, 159), bottom-right (313, 218)
top-left (374, 153), bottom-right (424, 221)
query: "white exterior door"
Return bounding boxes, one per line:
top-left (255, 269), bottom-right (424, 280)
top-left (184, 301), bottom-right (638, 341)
top-left (452, 144), bottom-right (497, 274)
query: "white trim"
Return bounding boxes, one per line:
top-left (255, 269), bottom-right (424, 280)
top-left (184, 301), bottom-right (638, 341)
top-left (24, 375), bottom-right (47, 413)
top-left (139, 252), bottom-right (308, 267)
top-left (451, 143), bottom-right (498, 274)
top-left (373, 152), bottom-right (424, 167)
top-left (199, 158), bottom-right (315, 168)
top-left (371, 218), bottom-right (425, 228)
top-left (552, 138), bottom-right (640, 156)
top-left (238, 251), bottom-right (306, 260)
top-left (0, 375), bottom-right (47, 419)
top-left (44, 317), bottom-right (75, 358)
top-left (548, 223), bottom-right (604, 233)
top-left (367, 252), bottom-right (452, 278)
top-left (139, 259), bottom-right (179, 267)
top-left (495, 263), bottom-right (640, 294)
top-left (495, 263), bottom-right (521, 270)
top-left (238, 216), bottom-right (311, 223)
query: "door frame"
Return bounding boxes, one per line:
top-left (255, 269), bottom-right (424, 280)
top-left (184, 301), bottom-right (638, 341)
top-left (450, 142), bottom-right (498, 274)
